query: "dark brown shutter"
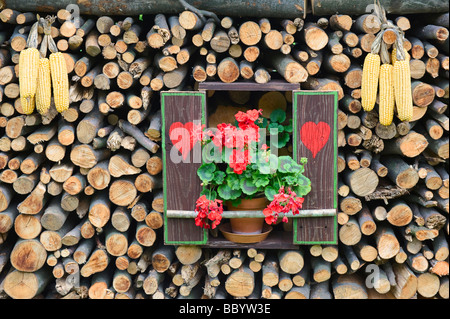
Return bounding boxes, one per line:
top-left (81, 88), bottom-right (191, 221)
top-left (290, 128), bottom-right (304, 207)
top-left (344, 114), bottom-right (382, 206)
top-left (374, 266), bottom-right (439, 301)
top-left (161, 91), bottom-right (207, 244)
top-left (292, 91), bottom-right (338, 244)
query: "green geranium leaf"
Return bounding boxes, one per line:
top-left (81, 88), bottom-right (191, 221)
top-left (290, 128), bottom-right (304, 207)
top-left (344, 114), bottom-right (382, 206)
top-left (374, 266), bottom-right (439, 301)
top-left (202, 143), bottom-right (222, 163)
top-left (226, 174), bottom-right (241, 190)
top-left (218, 184), bottom-right (241, 201)
top-left (257, 160), bottom-right (270, 174)
top-left (197, 163), bottom-right (216, 182)
top-left (293, 183), bottom-right (311, 198)
top-left (274, 132), bottom-right (290, 148)
top-left (254, 175), bottom-right (270, 188)
top-left (294, 175), bottom-right (312, 197)
top-left (200, 189), bottom-right (217, 201)
top-left (265, 186), bottom-right (278, 201)
top-left (213, 171), bottom-right (226, 184)
top-left (277, 156), bottom-right (294, 173)
top-left (240, 178), bottom-right (258, 195)
top-left (277, 156), bottom-right (301, 173)
top-left (282, 175), bottom-right (297, 185)
top-left (270, 109), bottom-right (286, 123)
top-left (284, 119), bottom-right (293, 133)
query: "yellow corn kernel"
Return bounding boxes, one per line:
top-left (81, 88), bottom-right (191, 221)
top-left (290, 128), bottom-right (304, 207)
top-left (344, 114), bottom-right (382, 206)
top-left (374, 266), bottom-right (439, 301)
top-left (361, 53), bottom-right (380, 111)
top-left (19, 48), bottom-right (40, 113)
top-left (393, 59), bottom-right (413, 122)
top-left (20, 95), bottom-right (35, 115)
top-left (36, 58), bottom-right (52, 115)
top-left (49, 52), bottom-right (69, 113)
top-left (378, 64), bottom-right (395, 126)
top-left (391, 47), bottom-right (410, 65)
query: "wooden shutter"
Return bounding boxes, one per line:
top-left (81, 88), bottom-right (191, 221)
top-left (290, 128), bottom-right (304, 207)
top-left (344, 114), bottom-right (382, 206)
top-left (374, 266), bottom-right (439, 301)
top-left (161, 91), bottom-right (207, 245)
top-left (292, 91), bottom-right (338, 244)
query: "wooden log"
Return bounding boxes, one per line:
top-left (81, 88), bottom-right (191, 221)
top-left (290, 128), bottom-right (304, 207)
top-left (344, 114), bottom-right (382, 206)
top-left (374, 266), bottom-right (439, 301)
top-left (262, 255), bottom-right (279, 287)
top-left (343, 167), bottom-right (379, 197)
top-left (109, 178), bottom-right (137, 207)
top-left (357, 206), bottom-right (377, 236)
top-left (411, 81), bottom-right (435, 107)
top-left (386, 200), bottom-right (413, 227)
top-left (105, 226), bottom-right (128, 257)
top-left (332, 274), bottom-right (368, 299)
top-left (88, 192), bottom-right (111, 229)
top-left (225, 265), bottom-right (255, 297)
top-left (365, 265), bottom-right (391, 294)
top-left (354, 238), bottom-right (378, 262)
top-left (278, 249), bottom-right (304, 274)
top-left (303, 23), bottom-right (328, 51)
top-left (311, 257), bottom-right (331, 283)
top-left (339, 194), bottom-right (362, 215)
top-left (10, 239), bottom-right (47, 272)
top-left (391, 263), bottom-right (418, 299)
top-left (217, 57), bottom-right (240, 83)
top-left (70, 144), bottom-right (110, 169)
top-left (3, 268), bottom-right (51, 299)
top-left (339, 216), bottom-right (362, 246)
top-left (263, 52), bottom-right (308, 83)
top-left (239, 21), bottom-right (262, 46)
top-left (87, 160), bottom-right (110, 191)
top-left (374, 223), bottom-right (400, 260)
top-left (108, 153), bottom-right (141, 178)
top-left (210, 30), bottom-right (231, 53)
top-left (419, 207), bottom-right (446, 230)
top-left (152, 245), bottom-right (175, 273)
top-left (80, 248), bottom-right (109, 277)
top-left (135, 222), bottom-right (156, 247)
top-left (383, 131), bottom-right (429, 158)
top-left (175, 245), bottom-right (203, 266)
top-left (381, 156), bottom-right (419, 189)
top-left (302, 77), bottom-right (344, 100)
top-left (17, 181), bottom-right (48, 215)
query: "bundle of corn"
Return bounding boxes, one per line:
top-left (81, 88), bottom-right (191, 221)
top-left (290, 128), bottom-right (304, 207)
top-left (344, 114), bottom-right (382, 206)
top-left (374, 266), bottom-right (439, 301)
top-left (360, 0), bottom-right (414, 125)
top-left (18, 15), bottom-right (70, 115)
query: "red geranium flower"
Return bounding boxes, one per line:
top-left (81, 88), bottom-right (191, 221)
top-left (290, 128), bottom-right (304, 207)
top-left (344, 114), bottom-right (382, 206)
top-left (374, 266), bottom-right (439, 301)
top-left (194, 195), bottom-right (224, 229)
top-left (229, 148), bottom-right (252, 174)
top-left (263, 187), bottom-right (305, 225)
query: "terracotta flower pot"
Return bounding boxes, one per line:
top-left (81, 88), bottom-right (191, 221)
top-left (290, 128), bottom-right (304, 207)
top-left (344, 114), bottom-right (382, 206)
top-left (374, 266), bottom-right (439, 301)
top-left (226, 197), bottom-right (269, 234)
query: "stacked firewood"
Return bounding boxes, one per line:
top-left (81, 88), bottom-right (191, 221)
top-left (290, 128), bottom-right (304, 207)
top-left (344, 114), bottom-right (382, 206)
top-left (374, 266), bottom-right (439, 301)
top-left (0, 7), bottom-right (448, 299)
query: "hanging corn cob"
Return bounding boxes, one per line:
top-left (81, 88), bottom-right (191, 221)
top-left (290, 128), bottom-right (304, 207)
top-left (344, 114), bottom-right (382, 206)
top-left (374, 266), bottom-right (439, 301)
top-left (36, 58), bottom-right (52, 115)
top-left (49, 52), bottom-right (69, 113)
top-left (44, 16), bottom-right (70, 114)
top-left (378, 41), bottom-right (395, 126)
top-left (392, 31), bottom-right (413, 122)
top-left (20, 95), bottom-right (36, 115)
top-left (361, 32), bottom-right (382, 111)
top-left (391, 47), bottom-right (410, 65)
top-left (18, 19), bottom-right (40, 115)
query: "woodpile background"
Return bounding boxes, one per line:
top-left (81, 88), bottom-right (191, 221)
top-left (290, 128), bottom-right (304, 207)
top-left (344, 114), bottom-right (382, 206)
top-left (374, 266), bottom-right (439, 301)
top-left (0, 6), bottom-right (448, 300)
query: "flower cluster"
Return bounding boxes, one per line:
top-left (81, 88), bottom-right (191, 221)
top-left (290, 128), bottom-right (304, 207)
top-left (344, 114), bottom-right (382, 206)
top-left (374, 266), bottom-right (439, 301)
top-left (194, 195), bottom-right (224, 229)
top-left (207, 109), bottom-right (263, 175)
top-left (263, 187), bottom-right (305, 225)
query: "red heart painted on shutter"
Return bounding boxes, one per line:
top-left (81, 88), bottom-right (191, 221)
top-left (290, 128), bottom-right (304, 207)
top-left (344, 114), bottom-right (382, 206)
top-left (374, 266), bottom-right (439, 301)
top-left (169, 122), bottom-right (195, 160)
top-left (300, 121), bottom-right (331, 158)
